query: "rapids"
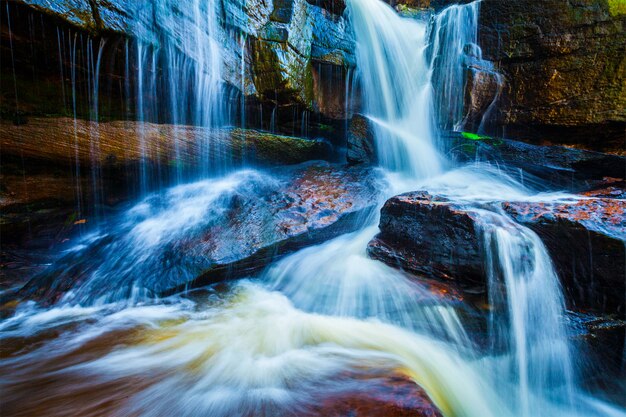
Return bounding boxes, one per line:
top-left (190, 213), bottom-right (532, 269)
top-left (1, 1), bottom-right (624, 417)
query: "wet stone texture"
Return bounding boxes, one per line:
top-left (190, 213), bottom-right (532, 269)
top-left (369, 188), bottom-right (626, 315)
top-left (503, 195), bottom-right (626, 314)
top-left (15, 163), bottom-right (381, 304)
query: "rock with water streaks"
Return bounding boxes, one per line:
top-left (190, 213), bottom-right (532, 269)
top-left (347, 114), bottom-right (377, 165)
top-left (0, 117), bottom-right (332, 170)
top-left (478, 0), bottom-right (626, 152)
top-left (16, 163), bottom-right (381, 304)
top-left (445, 131), bottom-right (626, 191)
top-left (369, 190), bottom-right (626, 314)
top-left (502, 196), bottom-right (625, 313)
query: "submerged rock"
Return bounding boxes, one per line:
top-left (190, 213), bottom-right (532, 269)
top-left (17, 163), bottom-right (381, 304)
top-left (369, 190), bottom-right (626, 314)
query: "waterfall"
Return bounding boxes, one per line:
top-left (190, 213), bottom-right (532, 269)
top-left (348, 0), bottom-right (443, 177)
top-left (129, 0), bottom-right (227, 189)
top-left (2, 1), bottom-right (624, 417)
top-left (346, 0), bottom-right (589, 415)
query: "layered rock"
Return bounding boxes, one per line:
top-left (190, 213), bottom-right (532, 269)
top-left (17, 163), bottom-right (381, 304)
top-left (478, 0), bottom-right (626, 152)
top-left (0, 117), bottom-right (332, 170)
top-left (445, 131), bottom-right (626, 190)
top-left (369, 191), bottom-right (626, 314)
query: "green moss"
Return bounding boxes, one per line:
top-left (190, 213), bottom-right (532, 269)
top-left (608, 0), bottom-right (626, 16)
top-left (461, 132), bottom-right (490, 141)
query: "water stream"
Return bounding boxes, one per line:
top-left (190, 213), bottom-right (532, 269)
top-left (1, 1), bottom-right (624, 417)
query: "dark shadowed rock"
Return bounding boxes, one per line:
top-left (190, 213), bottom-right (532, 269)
top-left (17, 163), bottom-right (381, 304)
top-left (369, 189), bottom-right (626, 315)
top-left (347, 114), bottom-right (377, 165)
top-left (503, 197), bottom-right (625, 314)
top-left (368, 192), bottom-right (485, 287)
top-left (445, 131), bottom-right (626, 190)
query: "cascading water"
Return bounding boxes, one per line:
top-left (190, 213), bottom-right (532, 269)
top-left (348, 0), bottom-right (443, 177)
top-left (1, 1), bottom-right (624, 417)
top-left (130, 0), bottom-right (226, 185)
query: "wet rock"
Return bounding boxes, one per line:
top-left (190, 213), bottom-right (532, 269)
top-left (460, 63), bottom-right (503, 132)
top-left (369, 190), bottom-right (626, 315)
top-left (310, 373), bottom-right (443, 417)
top-left (567, 311), bottom-right (626, 385)
top-left (347, 114), bottom-right (377, 165)
top-left (0, 117), bottom-right (332, 170)
top-left (18, 163), bottom-right (381, 304)
top-left (503, 197), bottom-right (625, 314)
top-left (445, 131), bottom-right (626, 190)
top-left (368, 192), bottom-right (485, 287)
top-left (478, 0), bottom-right (626, 152)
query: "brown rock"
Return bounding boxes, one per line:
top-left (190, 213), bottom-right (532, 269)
top-left (370, 189), bottom-right (626, 315)
top-left (478, 0), bottom-right (626, 152)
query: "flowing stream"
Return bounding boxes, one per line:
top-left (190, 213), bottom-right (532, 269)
top-left (1, 1), bottom-right (624, 417)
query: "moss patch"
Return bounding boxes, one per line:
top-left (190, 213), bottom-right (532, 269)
top-left (608, 0), bottom-right (626, 16)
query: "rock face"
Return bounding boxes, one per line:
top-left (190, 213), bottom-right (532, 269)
top-left (6, 0), bottom-right (355, 127)
top-left (347, 114), bottom-right (377, 165)
top-left (17, 163), bottom-right (381, 304)
top-left (368, 192), bottom-right (485, 287)
top-left (478, 0), bottom-right (626, 152)
top-left (369, 190), bottom-right (626, 314)
top-left (445, 131), bottom-right (626, 190)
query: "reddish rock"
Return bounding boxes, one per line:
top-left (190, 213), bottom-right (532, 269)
top-left (311, 373), bottom-right (442, 417)
top-left (369, 190), bottom-right (626, 315)
top-left (503, 196), bottom-right (625, 314)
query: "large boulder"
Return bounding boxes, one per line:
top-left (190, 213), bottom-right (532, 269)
top-left (368, 190), bottom-right (626, 314)
top-left (16, 162), bottom-right (381, 304)
top-left (478, 0), bottom-right (626, 152)
top-left (368, 192), bottom-right (485, 288)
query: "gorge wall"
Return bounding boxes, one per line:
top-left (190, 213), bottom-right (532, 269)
top-left (2, 0), bottom-right (624, 151)
top-left (478, 0), bottom-right (626, 153)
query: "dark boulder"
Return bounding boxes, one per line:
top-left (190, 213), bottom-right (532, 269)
top-left (368, 192), bottom-right (485, 288)
top-left (347, 114), bottom-right (377, 165)
top-left (369, 190), bottom-right (626, 315)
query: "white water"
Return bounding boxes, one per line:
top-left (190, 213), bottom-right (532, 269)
top-left (1, 1), bottom-right (625, 417)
